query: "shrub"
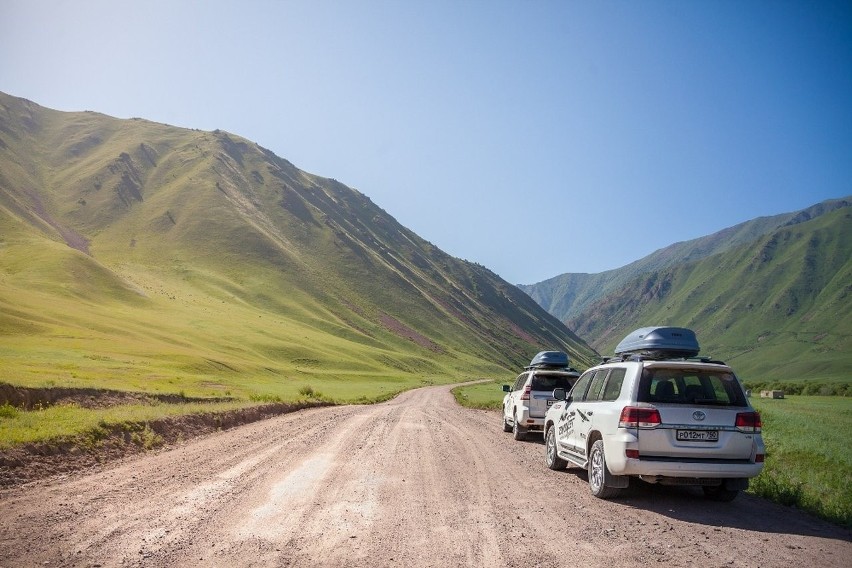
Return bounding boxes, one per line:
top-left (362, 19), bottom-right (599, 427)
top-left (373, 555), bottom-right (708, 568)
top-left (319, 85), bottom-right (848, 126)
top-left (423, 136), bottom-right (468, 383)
top-left (130, 424), bottom-right (164, 451)
top-left (0, 404), bottom-right (19, 419)
top-left (249, 393), bottom-right (282, 403)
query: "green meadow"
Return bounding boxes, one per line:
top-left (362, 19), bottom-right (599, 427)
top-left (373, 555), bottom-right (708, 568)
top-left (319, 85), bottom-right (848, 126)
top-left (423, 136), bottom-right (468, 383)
top-left (749, 396), bottom-right (852, 527)
top-left (0, 235), bottom-right (509, 453)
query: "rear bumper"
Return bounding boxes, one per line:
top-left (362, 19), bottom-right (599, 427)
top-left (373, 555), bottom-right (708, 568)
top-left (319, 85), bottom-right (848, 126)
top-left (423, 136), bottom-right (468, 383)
top-left (618, 459), bottom-right (764, 479)
top-left (604, 431), bottom-right (764, 479)
top-left (516, 409), bottom-right (545, 432)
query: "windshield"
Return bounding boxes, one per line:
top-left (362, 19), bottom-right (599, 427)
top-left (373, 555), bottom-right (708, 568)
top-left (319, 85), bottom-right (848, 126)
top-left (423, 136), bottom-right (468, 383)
top-left (530, 374), bottom-right (576, 392)
top-left (638, 367), bottom-right (748, 407)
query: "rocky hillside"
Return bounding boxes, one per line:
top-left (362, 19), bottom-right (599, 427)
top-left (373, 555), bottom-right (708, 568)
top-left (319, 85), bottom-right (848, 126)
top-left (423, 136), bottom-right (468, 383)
top-left (564, 204), bottom-right (852, 383)
top-left (520, 197), bottom-right (851, 323)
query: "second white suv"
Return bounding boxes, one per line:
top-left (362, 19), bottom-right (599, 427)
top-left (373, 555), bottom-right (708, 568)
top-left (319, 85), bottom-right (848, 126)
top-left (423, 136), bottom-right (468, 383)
top-left (502, 351), bottom-right (579, 441)
top-left (543, 327), bottom-right (764, 501)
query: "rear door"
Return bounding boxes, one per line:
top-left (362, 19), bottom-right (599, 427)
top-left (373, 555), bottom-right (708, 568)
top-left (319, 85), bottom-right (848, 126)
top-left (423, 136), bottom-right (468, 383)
top-left (505, 373), bottom-right (526, 422)
top-left (637, 364), bottom-right (755, 460)
top-left (529, 372), bottom-right (576, 419)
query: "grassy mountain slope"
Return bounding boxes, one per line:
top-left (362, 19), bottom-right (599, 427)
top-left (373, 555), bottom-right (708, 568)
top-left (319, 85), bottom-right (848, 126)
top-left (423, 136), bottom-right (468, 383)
top-left (520, 197), bottom-right (851, 322)
top-left (0, 92), bottom-right (597, 402)
top-left (565, 206), bottom-right (852, 384)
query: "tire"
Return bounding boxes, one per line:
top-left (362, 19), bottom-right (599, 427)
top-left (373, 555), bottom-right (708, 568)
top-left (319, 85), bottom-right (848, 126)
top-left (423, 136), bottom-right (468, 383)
top-left (545, 427), bottom-right (567, 470)
top-left (703, 485), bottom-right (739, 502)
top-left (512, 413), bottom-right (526, 441)
top-left (588, 439), bottom-right (620, 499)
top-left (502, 408), bottom-right (512, 432)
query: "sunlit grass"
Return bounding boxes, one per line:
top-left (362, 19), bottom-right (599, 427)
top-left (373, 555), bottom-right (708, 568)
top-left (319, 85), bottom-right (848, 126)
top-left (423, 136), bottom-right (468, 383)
top-left (749, 396), bottom-right (852, 527)
top-left (0, 400), bottom-right (256, 449)
top-left (452, 380), bottom-right (505, 410)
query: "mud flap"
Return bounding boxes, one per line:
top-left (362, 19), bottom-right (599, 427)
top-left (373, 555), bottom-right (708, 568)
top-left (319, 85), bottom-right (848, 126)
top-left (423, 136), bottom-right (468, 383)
top-left (605, 469), bottom-right (630, 489)
top-left (723, 478), bottom-right (749, 491)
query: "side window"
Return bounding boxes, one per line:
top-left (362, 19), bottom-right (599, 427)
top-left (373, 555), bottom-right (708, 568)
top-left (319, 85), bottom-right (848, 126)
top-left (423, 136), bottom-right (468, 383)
top-left (601, 368), bottom-right (626, 401)
top-left (569, 371), bottom-right (594, 402)
top-left (513, 373), bottom-right (527, 391)
top-left (586, 370), bottom-right (609, 402)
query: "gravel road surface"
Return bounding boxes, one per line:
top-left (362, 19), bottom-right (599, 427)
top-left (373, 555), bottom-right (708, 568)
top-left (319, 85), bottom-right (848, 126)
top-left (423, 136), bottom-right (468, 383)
top-left (1, 384), bottom-right (849, 567)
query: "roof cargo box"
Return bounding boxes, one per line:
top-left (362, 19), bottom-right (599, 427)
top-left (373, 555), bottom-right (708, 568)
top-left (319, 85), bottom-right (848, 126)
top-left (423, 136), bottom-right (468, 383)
top-left (614, 327), bottom-right (700, 358)
top-left (527, 350), bottom-right (569, 369)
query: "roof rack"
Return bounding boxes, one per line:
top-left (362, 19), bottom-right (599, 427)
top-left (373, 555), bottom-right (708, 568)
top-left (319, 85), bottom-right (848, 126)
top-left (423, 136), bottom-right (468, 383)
top-left (609, 353), bottom-right (727, 365)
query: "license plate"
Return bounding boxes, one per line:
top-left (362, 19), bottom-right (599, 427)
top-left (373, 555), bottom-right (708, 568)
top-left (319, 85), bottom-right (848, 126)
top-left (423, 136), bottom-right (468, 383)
top-left (676, 429), bottom-right (719, 442)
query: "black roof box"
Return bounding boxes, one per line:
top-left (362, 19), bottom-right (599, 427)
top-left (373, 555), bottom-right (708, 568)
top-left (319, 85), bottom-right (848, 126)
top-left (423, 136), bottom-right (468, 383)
top-left (527, 350), bottom-right (570, 369)
top-left (614, 327), bottom-right (700, 359)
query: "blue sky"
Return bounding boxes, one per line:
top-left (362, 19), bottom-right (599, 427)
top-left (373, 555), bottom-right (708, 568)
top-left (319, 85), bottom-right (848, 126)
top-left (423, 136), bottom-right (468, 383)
top-left (2, 0), bottom-right (850, 283)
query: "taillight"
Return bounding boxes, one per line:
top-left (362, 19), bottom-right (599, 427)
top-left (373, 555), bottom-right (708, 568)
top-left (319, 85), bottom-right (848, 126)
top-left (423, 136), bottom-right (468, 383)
top-left (735, 411), bottom-right (762, 433)
top-left (625, 449), bottom-right (640, 459)
top-left (520, 385), bottom-right (531, 401)
top-left (755, 453), bottom-right (765, 463)
top-left (619, 406), bottom-right (662, 428)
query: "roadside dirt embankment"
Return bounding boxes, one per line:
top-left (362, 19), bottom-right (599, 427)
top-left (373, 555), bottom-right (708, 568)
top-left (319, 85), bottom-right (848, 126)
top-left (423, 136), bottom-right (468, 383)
top-left (0, 394), bottom-right (329, 487)
top-left (0, 382), bottom-right (232, 409)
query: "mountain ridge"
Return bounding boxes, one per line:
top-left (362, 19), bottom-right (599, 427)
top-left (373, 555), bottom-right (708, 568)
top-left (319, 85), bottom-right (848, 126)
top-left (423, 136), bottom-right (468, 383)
top-left (519, 196), bottom-right (851, 323)
top-left (527, 200), bottom-right (851, 383)
top-left (0, 92), bottom-right (597, 399)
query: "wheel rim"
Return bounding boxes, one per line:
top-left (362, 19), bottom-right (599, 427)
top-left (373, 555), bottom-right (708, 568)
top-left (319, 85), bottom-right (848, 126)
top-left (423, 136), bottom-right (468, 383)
top-left (546, 430), bottom-right (556, 464)
top-left (590, 447), bottom-right (604, 490)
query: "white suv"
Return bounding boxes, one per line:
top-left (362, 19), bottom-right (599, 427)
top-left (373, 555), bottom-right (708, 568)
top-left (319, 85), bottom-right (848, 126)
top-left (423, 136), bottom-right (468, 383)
top-left (543, 327), bottom-right (764, 501)
top-left (502, 351), bottom-right (579, 441)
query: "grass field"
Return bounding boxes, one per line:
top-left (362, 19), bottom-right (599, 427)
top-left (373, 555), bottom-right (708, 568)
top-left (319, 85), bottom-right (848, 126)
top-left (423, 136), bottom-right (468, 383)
top-left (451, 380), bottom-right (505, 409)
top-left (452, 382), bottom-right (852, 527)
top-left (749, 396), bottom-right (852, 527)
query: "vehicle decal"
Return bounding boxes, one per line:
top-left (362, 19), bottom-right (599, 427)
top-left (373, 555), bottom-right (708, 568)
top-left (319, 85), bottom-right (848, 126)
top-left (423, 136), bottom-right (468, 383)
top-left (577, 409), bottom-right (589, 422)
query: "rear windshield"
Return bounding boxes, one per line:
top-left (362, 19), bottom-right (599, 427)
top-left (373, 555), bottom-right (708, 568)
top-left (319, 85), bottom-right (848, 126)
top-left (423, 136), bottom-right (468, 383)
top-left (531, 374), bottom-right (576, 392)
top-left (638, 367), bottom-right (747, 407)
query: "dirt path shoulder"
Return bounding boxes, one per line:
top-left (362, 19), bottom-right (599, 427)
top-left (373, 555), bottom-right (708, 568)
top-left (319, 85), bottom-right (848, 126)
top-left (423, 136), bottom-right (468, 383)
top-left (0, 384), bottom-right (849, 567)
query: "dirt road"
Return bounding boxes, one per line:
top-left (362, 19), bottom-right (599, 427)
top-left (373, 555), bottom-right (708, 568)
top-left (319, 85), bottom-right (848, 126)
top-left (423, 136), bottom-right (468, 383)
top-left (1, 384), bottom-right (849, 567)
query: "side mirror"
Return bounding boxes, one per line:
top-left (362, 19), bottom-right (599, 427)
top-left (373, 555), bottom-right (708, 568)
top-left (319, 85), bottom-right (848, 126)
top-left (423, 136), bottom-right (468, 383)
top-left (502, 384), bottom-right (511, 392)
top-left (552, 388), bottom-right (567, 401)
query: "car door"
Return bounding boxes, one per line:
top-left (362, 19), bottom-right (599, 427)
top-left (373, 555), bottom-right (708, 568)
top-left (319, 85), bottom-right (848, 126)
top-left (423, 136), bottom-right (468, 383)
top-left (556, 370), bottom-right (594, 457)
top-left (565, 369), bottom-right (609, 459)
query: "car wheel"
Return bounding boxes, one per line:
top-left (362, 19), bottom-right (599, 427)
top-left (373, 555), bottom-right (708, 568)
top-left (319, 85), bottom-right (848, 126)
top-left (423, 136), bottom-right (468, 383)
top-left (512, 413), bottom-right (526, 441)
top-left (502, 407), bottom-right (512, 432)
top-left (545, 427), bottom-right (567, 470)
top-left (703, 485), bottom-right (739, 502)
top-left (588, 439), bottom-right (620, 499)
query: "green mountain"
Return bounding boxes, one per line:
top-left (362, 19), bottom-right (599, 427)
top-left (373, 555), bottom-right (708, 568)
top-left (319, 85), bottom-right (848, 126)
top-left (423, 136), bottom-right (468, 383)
top-left (0, 92), bottom-right (597, 401)
top-left (563, 205), bottom-right (852, 384)
top-left (519, 197), bottom-right (851, 323)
